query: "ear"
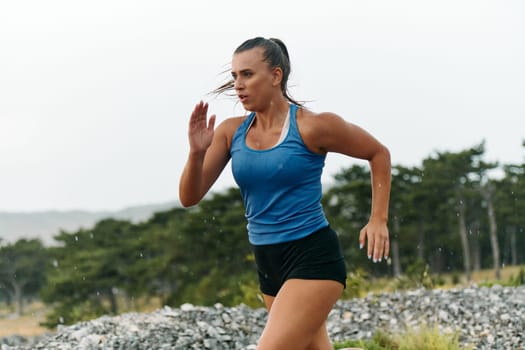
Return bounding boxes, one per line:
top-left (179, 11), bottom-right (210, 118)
top-left (271, 67), bottom-right (283, 87)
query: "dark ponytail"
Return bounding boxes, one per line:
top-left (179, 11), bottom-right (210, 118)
top-left (212, 37), bottom-right (302, 106)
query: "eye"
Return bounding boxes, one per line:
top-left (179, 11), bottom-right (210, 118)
top-left (243, 71), bottom-right (253, 77)
top-left (231, 73), bottom-right (237, 80)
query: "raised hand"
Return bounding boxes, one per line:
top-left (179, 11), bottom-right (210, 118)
top-left (188, 101), bottom-right (216, 153)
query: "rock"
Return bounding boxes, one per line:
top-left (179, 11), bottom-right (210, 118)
top-left (1, 286), bottom-right (524, 349)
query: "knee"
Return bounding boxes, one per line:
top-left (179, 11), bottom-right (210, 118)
top-left (304, 332), bottom-right (332, 350)
top-left (304, 340), bottom-right (332, 350)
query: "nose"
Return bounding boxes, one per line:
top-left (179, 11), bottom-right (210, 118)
top-left (234, 78), bottom-right (244, 91)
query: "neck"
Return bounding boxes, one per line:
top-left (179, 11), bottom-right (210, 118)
top-left (254, 98), bottom-right (290, 130)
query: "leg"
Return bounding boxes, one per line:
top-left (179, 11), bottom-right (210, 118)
top-left (257, 278), bottom-right (343, 350)
top-left (262, 294), bottom-right (332, 350)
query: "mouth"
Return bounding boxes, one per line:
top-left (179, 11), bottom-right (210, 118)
top-left (238, 95), bottom-right (248, 103)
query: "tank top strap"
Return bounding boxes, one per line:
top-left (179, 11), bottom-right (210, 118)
top-left (288, 104), bottom-right (300, 139)
top-left (243, 112), bottom-right (256, 133)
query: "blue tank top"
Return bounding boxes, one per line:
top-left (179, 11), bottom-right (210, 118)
top-left (230, 104), bottom-right (329, 245)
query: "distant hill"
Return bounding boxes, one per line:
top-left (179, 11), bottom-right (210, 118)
top-left (0, 201), bottom-right (180, 246)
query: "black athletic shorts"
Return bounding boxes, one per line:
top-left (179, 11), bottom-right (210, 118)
top-left (251, 226), bottom-right (347, 296)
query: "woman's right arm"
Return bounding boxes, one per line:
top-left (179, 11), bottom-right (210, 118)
top-left (178, 101), bottom-right (232, 207)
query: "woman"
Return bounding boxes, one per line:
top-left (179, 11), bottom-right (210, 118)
top-left (179, 37), bottom-right (391, 350)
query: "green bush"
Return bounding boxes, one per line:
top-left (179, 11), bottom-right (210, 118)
top-left (41, 299), bottom-right (107, 328)
top-left (510, 267), bottom-right (525, 286)
top-left (478, 267), bottom-right (525, 288)
top-left (390, 260), bottom-right (444, 291)
top-left (233, 276), bottom-right (265, 308)
top-left (334, 324), bottom-right (472, 350)
top-left (334, 329), bottom-right (397, 349)
top-left (343, 268), bottom-right (370, 299)
top-left (451, 272), bottom-right (461, 285)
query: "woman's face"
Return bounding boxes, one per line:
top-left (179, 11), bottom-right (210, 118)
top-left (231, 48), bottom-right (279, 111)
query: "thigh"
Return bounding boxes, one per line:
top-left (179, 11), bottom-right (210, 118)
top-left (262, 293), bottom-right (332, 350)
top-left (257, 278), bottom-right (343, 350)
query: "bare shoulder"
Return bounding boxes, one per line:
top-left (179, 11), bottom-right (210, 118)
top-left (215, 115), bottom-right (247, 147)
top-left (297, 107), bottom-right (386, 159)
top-left (217, 115), bottom-right (246, 131)
top-left (297, 107), bottom-right (347, 129)
top-left (296, 107), bottom-right (349, 153)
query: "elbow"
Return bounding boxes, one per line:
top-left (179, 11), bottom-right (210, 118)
top-left (179, 195), bottom-right (198, 208)
top-left (373, 143), bottom-right (390, 160)
top-left (179, 199), bottom-right (193, 208)
top-left (381, 144), bottom-right (391, 164)
top-left (179, 189), bottom-right (203, 208)
top-left (369, 144), bottom-right (391, 168)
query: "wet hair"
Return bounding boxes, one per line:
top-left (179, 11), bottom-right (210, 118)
top-left (212, 37), bottom-right (302, 106)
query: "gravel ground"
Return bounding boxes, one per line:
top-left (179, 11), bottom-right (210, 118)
top-left (1, 285), bottom-right (524, 349)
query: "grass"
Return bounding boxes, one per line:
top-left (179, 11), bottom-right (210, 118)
top-left (348, 264), bottom-right (525, 297)
top-left (333, 324), bottom-right (474, 350)
top-left (0, 301), bottom-right (49, 337)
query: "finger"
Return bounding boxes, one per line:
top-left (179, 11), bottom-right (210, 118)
top-left (373, 237), bottom-right (384, 263)
top-left (208, 114), bottom-right (216, 131)
top-left (190, 102), bottom-right (203, 123)
top-left (367, 232), bottom-right (375, 260)
top-left (383, 237), bottom-right (390, 259)
top-left (190, 102), bottom-right (208, 126)
top-left (358, 227), bottom-right (366, 249)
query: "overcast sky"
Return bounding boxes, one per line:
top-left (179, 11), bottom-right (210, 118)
top-left (1, 0), bottom-right (524, 212)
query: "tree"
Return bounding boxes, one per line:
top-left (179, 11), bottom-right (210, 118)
top-left (122, 207), bottom-right (190, 303)
top-left (40, 188), bottom-right (254, 327)
top-left (41, 219), bottom-right (136, 326)
top-left (168, 187), bottom-right (254, 306)
top-left (0, 239), bottom-right (48, 316)
top-left (389, 165), bottom-right (425, 277)
top-left (476, 156), bottom-right (501, 279)
top-left (419, 143), bottom-right (486, 280)
top-left (495, 149), bottom-right (525, 266)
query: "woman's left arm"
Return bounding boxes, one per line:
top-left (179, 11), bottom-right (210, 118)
top-left (304, 112), bottom-right (391, 262)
